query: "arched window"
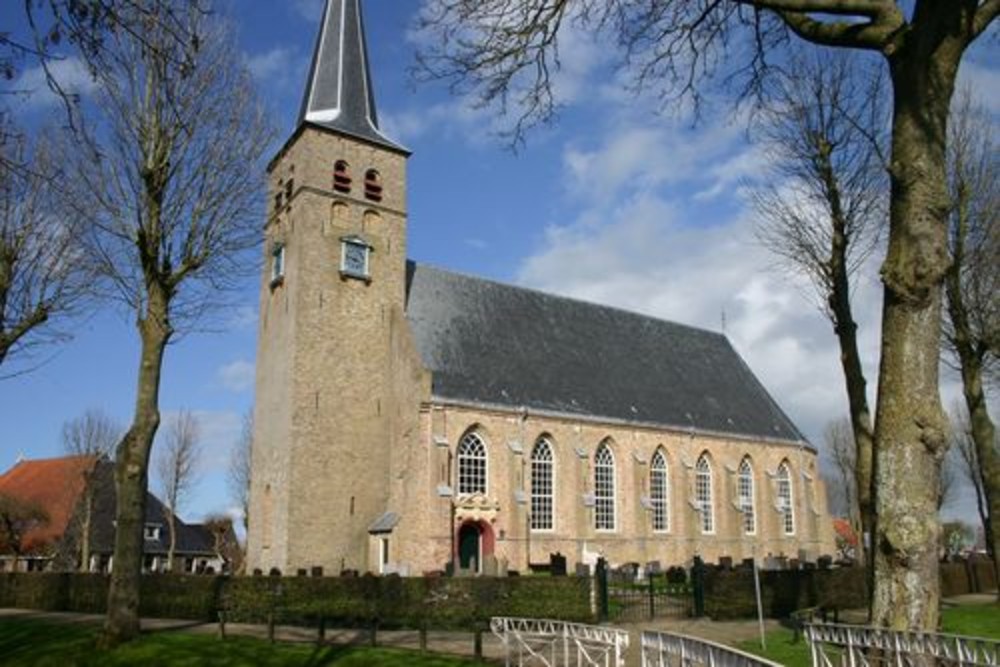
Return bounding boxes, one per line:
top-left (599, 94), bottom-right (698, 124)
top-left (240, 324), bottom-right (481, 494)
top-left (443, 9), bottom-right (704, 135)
top-left (530, 438), bottom-right (554, 531)
top-left (650, 449), bottom-right (669, 533)
top-left (738, 457), bottom-right (756, 535)
top-left (695, 453), bottom-right (714, 534)
top-left (364, 169), bottom-right (383, 202)
top-left (777, 462), bottom-right (795, 535)
top-left (333, 160), bottom-right (351, 193)
top-left (457, 432), bottom-right (487, 495)
top-left (594, 442), bottom-right (616, 531)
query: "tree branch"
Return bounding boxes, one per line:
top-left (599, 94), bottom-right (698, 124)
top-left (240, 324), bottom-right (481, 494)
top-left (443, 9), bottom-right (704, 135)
top-left (973, 0), bottom-right (1000, 37)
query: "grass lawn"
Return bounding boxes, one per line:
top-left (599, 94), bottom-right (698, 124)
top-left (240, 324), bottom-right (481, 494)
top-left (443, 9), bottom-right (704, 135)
top-left (0, 617), bottom-right (492, 667)
top-left (735, 603), bottom-right (1000, 667)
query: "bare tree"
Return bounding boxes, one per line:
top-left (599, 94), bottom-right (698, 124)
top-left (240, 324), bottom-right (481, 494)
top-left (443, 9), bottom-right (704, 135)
top-left (227, 408), bottom-right (252, 540)
top-left (415, 0), bottom-right (999, 631)
top-left (942, 90), bottom-right (1000, 599)
top-left (156, 410), bottom-right (200, 573)
top-left (202, 513), bottom-right (239, 574)
top-left (0, 122), bottom-right (91, 373)
top-left (57, 0), bottom-right (272, 644)
top-left (752, 55), bottom-right (886, 578)
top-left (949, 406), bottom-right (990, 550)
top-left (61, 409), bottom-right (121, 571)
top-left (62, 408), bottom-right (122, 458)
top-left (823, 418), bottom-right (859, 521)
top-left (0, 493), bottom-right (49, 572)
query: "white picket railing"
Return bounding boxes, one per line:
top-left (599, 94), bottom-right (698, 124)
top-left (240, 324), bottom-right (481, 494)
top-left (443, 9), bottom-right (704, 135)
top-left (491, 616), bottom-right (630, 667)
top-left (640, 630), bottom-right (784, 667)
top-left (806, 622), bottom-right (1000, 667)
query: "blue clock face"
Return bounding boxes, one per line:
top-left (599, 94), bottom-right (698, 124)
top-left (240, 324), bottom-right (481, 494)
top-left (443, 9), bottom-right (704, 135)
top-left (343, 241), bottom-right (368, 277)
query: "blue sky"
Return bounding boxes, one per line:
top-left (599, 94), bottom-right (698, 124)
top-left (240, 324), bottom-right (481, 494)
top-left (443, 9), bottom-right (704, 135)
top-left (1, 0), bottom-right (996, 527)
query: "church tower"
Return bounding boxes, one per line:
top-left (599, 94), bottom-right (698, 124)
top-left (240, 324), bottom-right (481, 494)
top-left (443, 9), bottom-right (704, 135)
top-left (247, 0), bottom-right (419, 575)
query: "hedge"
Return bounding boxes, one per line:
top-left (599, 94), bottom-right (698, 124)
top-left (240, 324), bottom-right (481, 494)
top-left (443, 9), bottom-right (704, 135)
top-left (0, 572), bottom-right (594, 629)
top-left (702, 567), bottom-right (869, 620)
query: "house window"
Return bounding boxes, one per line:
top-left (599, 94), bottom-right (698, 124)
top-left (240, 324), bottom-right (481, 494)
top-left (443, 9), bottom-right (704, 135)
top-left (695, 454), bottom-right (714, 534)
top-left (340, 236), bottom-right (371, 279)
top-left (594, 442), bottom-right (616, 531)
top-left (457, 432), bottom-right (487, 495)
top-left (143, 524), bottom-right (161, 541)
top-left (738, 457), bottom-right (756, 535)
top-left (530, 437), bottom-right (554, 531)
top-left (334, 160), bottom-right (352, 193)
top-left (270, 243), bottom-right (285, 284)
top-left (650, 449), bottom-right (669, 533)
top-left (364, 169), bottom-right (383, 202)
top-left (777, 462), bottom-right (795, 535)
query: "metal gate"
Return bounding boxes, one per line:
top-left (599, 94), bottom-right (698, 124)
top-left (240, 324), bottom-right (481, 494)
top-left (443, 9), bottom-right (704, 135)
top-left (491, 616), bottom-right (630, 667)
top-left (603, 569), bottom-right (693, 621)
top-left (805, 622), bottom-right (1000, 666)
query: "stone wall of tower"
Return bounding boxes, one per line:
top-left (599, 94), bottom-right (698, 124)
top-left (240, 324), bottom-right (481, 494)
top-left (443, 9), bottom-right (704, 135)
top-left (248, 126), bottom-right (428, 575)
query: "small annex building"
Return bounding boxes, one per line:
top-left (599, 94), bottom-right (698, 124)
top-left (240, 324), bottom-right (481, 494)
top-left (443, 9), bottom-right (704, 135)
top-left (247, 0), bottom-right (836, 578)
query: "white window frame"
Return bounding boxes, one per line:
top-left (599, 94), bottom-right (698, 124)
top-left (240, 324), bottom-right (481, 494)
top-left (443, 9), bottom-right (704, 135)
top-left (530, 437), bottom-right (555, 532)
top-left (650, 449), bottom-right (670, 533)
top-left (270, 243), bottom-right (285, 284)
top-left (594, 442), bottom-right (616, 532)
top-left (738, 457), bottom-right (756, 535)
top-left (457, 432), bottom-right (488, 495)
top-left (695, 454), bottom-right (715, 535)
top-left (777, 462), bottom-right (795, 535)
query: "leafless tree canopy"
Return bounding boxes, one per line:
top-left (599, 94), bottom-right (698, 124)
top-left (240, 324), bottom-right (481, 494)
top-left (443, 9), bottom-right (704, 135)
top-left (63, 12), bottom-right (272, 330)
top-left (0, 123), bottom-right (92, 374)
top-left (943, 91), bottom-right (999, 386)
top-left (0, 493), bottom-right (49, 564)
top-left (751, 55), bottom-right (886, 313)
top-left (62, 408), bottom-right (123, 458)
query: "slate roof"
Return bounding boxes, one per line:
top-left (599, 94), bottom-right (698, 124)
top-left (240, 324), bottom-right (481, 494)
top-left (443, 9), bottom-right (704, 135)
top-left (404, 262), bottom-right (808, 445)
top-left (0, 455), bottom-right (96, 553)
top-left (297, 0), bottom-right (406, 153)
top-left (86, 460), bottom-right (216, 556)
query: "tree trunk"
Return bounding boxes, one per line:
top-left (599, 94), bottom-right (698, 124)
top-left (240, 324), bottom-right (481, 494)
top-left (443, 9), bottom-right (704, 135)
top-left (102, 287), bottom-right (171, 645)
top-left (871, 40), bottom-right (960, 631)
top-left (80, 486), bottom-right (93, 572)
top-left (167, 509), bottom-right (176, 573)
top-left (819, 139), bottom-right (876, 587)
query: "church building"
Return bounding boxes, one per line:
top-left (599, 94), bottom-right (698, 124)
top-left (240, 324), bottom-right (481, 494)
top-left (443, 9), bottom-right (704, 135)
top-left (246, 0), bottom-right (835, 577)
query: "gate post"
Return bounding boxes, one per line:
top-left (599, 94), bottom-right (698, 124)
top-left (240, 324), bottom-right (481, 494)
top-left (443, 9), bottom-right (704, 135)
top-left (596, 558), bottom-right (610, 622)
top-left (692, 556), bottom-right (706, 618)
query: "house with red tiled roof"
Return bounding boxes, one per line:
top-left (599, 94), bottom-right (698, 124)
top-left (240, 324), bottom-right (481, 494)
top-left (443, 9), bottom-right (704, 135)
top-left (0, 456), bottom-right (230, 574)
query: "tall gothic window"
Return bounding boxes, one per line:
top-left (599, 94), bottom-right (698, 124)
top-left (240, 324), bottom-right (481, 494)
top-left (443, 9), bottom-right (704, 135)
top-left (738, 457), bottom-right (756, 535)
top-left (530, 438), bottom-right (554, 531)
top-left (594, 442), bottom-right (616, 531)
top-left (650, 449), bottom-right (669, 532)
top-left (457, 432), bottom-right (487, 495)
top-left (777, 461), bottom-right (795, 535)
top-left (695, 453), bottom-right (714, 534)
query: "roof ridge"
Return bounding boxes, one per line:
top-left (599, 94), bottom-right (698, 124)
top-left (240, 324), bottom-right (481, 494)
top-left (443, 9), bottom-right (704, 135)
top-left (407, 259), bottom-right (728, 341)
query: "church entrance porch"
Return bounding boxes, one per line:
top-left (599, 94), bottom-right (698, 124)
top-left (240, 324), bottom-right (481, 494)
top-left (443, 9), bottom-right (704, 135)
top-left (456, 520), bottom-right (494, 574)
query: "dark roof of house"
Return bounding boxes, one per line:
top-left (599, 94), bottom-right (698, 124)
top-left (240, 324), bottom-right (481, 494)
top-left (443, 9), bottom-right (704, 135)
top-left (0, 456), bottom-right (96, 553)
top-left (86, 460), bottom-right (217, 556)
top-left (404, 262), bottom-right (807, 445)
top-left (297, 0), bottom-right (405, 153)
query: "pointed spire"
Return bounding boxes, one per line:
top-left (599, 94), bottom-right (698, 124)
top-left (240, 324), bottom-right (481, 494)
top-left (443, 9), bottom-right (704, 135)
top-left (298, 0), bottom-right (405, 152)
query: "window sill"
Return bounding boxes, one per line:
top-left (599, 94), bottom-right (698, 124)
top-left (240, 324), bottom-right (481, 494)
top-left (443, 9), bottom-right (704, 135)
top-left (269, 275), bottom-right (285, 290)
top-left (339, 270), bottom-right (371, 284)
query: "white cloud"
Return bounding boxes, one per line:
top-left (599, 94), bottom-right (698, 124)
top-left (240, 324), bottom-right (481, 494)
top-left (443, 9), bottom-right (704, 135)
top-left (246, 47), bottom-right (296, 82)
top-left (291, 0), bottom-right (324, 21)
top-left (957, 60), bottom-right (1000, 115)
top-left (217, 360), bottom-right (255, 392)
top-left (13, 57), bottom-right (98, 110)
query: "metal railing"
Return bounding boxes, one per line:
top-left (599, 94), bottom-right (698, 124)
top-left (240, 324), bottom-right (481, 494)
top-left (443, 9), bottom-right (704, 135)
top-left (491, 616), bottom-right (630, 667)
top-left (640, 630), bottom-right (783, 667)
top-left (805, 622), bottom-right (1000, 666)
